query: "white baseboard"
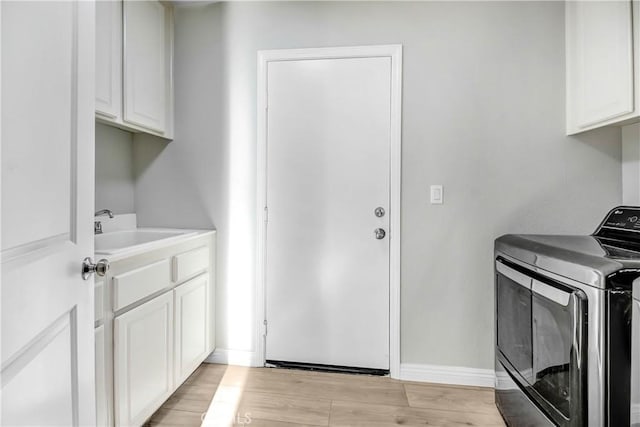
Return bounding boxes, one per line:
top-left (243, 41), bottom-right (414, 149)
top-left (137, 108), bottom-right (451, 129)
top-left (632, 403), bottom-right (640, 424)
top-left (205, 348), bottom-right (261, 367)
top-left (204, 355), bottom-right (494, 388)
top-left (399, 363), bottom-right (495, 388)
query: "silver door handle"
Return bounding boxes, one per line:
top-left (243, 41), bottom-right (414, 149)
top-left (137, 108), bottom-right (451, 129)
top-left (496, 260), bottom-right (531, 289)
top-left (374, 228), bottom-right (386, 239)
top-left (532, 279), bottom-right (571, 306)
top-left (82, 257), bottom-right (110, 280)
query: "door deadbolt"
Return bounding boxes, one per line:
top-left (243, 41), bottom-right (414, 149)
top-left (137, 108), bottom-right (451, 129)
top-left (374, 228), bottom-right (386, 240)
top-left (374, 207), bottom-right (385, 218)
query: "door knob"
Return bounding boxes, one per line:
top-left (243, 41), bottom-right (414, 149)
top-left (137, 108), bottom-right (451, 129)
top-left (82, 257), bottom-right (110, 280)
top-left (374, 228), bottom-right (386, 240)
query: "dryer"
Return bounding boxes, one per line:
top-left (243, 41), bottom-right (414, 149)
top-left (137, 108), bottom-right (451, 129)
top-left (495, 206), bottom-right (640, 426)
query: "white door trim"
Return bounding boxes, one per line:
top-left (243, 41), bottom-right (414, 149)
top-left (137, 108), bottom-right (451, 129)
top-left (256, 44), bottom-right (402, 378)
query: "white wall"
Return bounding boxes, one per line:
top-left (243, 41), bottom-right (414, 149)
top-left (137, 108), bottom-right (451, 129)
top-left (135, 1), bottom-right (622, 370)
top-left (95, 123), bottom-right (135, 214)
top-left (623, 123), bottom-right (640, 205)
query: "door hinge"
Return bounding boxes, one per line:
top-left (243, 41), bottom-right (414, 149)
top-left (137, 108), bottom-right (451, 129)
top-left (264, 206), bottom-right (268, 224)
top-left (263, 319), bottom-right (268, 336)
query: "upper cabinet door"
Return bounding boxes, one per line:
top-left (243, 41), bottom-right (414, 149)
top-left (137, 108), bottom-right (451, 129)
top-left (566, 0), bottom-right (638, 134)
top-left (123, 0), bottom-right (168, 133)
top-left (96, 0), bottom-right (122, 119)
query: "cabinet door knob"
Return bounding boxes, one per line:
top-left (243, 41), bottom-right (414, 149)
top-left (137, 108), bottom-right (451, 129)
top-left (82, 257), bottom-right (110, 280)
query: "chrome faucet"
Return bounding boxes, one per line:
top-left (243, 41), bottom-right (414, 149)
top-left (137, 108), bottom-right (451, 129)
top-left (94, 209), bottom-right (114, 235)
top-left (95, 209), bottom-right (114, 218)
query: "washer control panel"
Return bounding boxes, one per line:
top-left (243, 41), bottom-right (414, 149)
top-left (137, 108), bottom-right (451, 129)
top-left (599, 206), bottom-right (640, 233)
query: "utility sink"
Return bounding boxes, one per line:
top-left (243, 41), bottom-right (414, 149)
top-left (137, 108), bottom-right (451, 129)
top-left (95, 229), bottom-right (197, 254)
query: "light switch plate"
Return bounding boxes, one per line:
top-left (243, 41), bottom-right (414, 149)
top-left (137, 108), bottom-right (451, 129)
top-left (430, 185), bottom-right (443, 204)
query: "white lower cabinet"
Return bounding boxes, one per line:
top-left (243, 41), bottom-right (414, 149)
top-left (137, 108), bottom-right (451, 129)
top-left (98, 232), bottom-right (215, 426)
top-left (174, 274), bottom-right (210, 385)
top-left (95, 325), bottom-right (108, 427)
top-left (114, 291), bottom-right (174, 427)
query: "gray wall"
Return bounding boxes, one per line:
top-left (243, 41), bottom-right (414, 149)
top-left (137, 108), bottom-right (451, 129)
top-left (95, 123), bottom-right (135, 214)
top-left (135, 1), bottom-right (622, 370)
top-left (623, 123), bottom-right (640, 205)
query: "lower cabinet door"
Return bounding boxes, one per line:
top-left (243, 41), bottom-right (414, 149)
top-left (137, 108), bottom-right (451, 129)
top-left (174, 273), bottom-right (210, 385)
top-left (95, 325), bottom-right (108, 427)
top-left (114, 291), bottom-right (174, 426)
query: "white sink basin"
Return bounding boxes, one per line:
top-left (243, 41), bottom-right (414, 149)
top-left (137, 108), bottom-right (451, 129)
top-left (95, 229), bottom-right (197, 254)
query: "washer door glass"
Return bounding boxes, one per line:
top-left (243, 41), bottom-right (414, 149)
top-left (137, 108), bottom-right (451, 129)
top-left (531, 279), bottom-right (587, 426)
top-left (496, 270), bottom-right (532, 377)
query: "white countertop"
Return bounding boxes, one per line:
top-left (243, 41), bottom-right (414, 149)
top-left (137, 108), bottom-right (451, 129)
top-left (94, 214), bottom-right (215, 261)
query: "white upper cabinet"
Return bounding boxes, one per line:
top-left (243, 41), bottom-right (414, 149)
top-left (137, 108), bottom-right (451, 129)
top-left (96, 0), bottom-right (122, 119)
top-left (566, 0), bottom-right (639, 134)
top-left (95, 0), bottom-right (173, 139)
top-left (123, 1), bottom-right (169, 133)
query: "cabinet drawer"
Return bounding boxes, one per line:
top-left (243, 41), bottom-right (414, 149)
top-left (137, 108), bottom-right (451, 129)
top-left (95, 278), bottom-right (105, 324)
top-left (172, 246), bottom-right (209, 283)
top-left (113, 259), bottom-right (171, 311)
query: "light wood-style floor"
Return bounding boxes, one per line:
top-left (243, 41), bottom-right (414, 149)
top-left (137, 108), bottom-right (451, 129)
top-left (145, 363), bottom-right (507, 427)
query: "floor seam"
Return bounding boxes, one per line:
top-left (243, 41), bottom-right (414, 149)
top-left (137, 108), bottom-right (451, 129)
top-left (155, 407), bottom-right (205, 415)
top-left (247, 389), bottom-right (408, 407)
top-left (328, 400), bottom-right (335, 427)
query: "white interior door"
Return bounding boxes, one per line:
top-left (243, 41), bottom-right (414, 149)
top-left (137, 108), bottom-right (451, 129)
top-left (1, 1), bottom-right (96, 425)
top-left (265, 55), bottom-right (391, 370)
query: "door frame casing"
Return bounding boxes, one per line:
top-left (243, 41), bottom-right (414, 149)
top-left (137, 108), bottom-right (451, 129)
top-left (256, 44), bottom-right (402, 378)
